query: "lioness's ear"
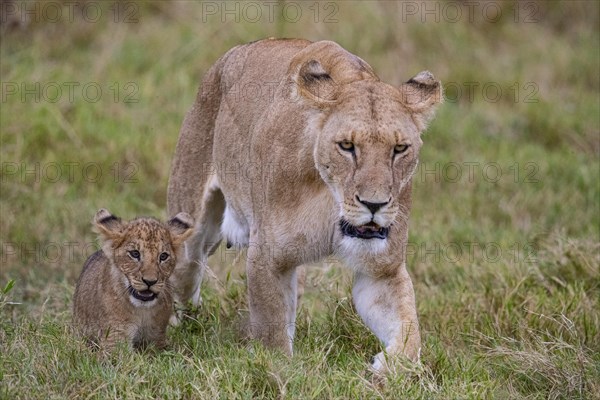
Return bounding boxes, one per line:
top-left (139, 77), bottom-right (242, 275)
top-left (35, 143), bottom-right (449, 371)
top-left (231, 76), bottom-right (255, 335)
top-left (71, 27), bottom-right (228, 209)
top-left (93, 208), bottom-right (123, 241)
top-left (167, 212), bottom-right (195, 246)
top-left (399, 71), bottom-right (443, 131)
top-left (294, 59), bottom-right (338, 106)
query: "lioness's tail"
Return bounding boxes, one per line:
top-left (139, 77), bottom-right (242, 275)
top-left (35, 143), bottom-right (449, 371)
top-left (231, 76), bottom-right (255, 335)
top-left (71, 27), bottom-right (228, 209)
top-left (167, 48), bottom-right (237, 219)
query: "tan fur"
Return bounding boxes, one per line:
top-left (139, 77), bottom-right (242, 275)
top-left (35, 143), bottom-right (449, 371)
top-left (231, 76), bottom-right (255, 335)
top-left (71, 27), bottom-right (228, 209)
top-left (167, 38), bottom-right (442, 372)
top-left (73, 209), bottom-right (194, 350)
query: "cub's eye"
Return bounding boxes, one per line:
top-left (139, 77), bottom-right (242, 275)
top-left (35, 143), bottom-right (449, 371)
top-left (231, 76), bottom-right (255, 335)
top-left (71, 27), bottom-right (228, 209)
top-left (159, 252), bottom-right (170, 262)
top-left (338, 141), bottom-right (355, 152)
top-left (394, 144), bottom-right (410, 155)
top-left (128, 250), bottom-right (141, 260)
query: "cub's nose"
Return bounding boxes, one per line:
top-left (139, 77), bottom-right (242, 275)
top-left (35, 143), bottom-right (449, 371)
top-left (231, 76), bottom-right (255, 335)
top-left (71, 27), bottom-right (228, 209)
top-left (142, 278), bottom-right (158, 287)
top-left (356, 196), bottom-right (389, 214)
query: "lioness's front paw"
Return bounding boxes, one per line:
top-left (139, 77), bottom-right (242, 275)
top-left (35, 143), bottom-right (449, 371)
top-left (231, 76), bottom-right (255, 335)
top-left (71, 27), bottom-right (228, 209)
top-left (369, 347), bottom-right (422, 375)
top-left (370, 351), bottom-right (389, 374)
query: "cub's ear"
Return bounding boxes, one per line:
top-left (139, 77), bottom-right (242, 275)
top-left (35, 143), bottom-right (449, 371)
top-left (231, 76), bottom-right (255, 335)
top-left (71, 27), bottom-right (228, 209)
top-left (399, 71), bottom-right (443, 131)
top-left (294, 59), bottom-right (338, 106)
top-left (93, 208), bottom-right (123, 241)
top-left (167, 212), bottom-right (195, 246)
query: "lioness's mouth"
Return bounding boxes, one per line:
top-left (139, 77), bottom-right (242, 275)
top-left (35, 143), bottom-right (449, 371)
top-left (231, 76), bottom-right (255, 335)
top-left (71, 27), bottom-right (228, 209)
top-left (340, 220), bottom-right (389, 240)
top-left (128, 286), bottom-right (158, 302)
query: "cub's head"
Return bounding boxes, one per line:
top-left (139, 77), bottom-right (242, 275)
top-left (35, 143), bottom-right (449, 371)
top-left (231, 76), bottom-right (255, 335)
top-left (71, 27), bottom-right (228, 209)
top-left (294, 51), bottom-right (441, 252)
top-left (93, 209), bottom-right (194, 306)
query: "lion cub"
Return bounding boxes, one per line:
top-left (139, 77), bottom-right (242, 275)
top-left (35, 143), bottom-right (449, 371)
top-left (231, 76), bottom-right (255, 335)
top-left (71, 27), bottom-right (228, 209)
top-left (73, 208), bottom-right (194, 350)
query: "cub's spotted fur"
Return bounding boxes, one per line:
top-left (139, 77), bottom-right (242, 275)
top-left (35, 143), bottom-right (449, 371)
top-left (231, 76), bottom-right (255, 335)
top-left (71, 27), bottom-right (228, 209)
top-left (73, 209), bottom-right (194, 350)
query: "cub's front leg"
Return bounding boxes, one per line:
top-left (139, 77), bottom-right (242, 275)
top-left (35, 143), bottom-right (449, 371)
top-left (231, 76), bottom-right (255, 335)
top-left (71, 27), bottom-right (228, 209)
top-left (98, 325), bottom-right (132, 351)
top-left (352, 266), bottom-right (421, 373)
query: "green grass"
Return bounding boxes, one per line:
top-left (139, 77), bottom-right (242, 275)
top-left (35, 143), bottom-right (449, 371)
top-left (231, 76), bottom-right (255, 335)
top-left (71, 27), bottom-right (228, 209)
top-left (1, 1), bottom-right (599, 398)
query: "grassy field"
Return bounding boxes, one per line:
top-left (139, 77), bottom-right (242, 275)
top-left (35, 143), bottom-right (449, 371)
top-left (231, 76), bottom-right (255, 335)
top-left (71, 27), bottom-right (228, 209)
top-left (1, 1), bottom-right (599, 398)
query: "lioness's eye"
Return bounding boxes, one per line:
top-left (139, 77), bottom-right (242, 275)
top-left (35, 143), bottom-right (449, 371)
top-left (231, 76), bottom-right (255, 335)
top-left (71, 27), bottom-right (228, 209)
top-left (128, 250), bottom-right (141, 260)
top-left (394, 144), bottom-right (410, 155)
top-left (338, 141), bottom-right (355, 152)
top-left (159, 252), bottom-right (169, 262)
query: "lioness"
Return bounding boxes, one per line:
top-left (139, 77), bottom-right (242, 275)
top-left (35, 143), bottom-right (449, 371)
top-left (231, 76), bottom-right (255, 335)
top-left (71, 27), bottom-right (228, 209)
top-left (167, 38), bottom-right (441, 371)
top-left (73, 209), bottom-right (194, 350)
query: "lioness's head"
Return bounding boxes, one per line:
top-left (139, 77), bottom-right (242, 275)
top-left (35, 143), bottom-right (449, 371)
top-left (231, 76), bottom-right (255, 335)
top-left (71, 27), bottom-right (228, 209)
top-left (93, 209), bottom-right (194, 306)
top-left (292, 44), bottom-right (442, 252)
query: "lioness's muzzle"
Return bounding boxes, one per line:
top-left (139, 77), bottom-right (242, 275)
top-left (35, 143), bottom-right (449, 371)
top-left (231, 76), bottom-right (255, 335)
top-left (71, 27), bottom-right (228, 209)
top-left (340, 220), bottom-right (389, 239)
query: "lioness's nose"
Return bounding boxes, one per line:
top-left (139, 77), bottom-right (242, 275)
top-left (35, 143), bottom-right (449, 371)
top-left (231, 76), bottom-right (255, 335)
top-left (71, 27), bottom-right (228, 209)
top-left (142, 278), bottom-right (158, 287)
top-left (356, 196), bottom-right (389, 214)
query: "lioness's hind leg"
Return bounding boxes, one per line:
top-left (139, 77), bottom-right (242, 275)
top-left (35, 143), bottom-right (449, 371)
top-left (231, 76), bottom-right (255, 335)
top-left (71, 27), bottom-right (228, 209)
top-left (170, 182), bottom-right (225, 321)
top-left (296, 265), bottom-right (306, 307)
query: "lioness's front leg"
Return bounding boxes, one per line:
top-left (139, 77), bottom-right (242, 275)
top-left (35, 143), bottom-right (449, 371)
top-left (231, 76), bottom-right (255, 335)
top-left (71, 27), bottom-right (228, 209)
top-left (246, 243), bottom-right (298, 355)
top-left (352, 266), bottom-right (421, 373)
